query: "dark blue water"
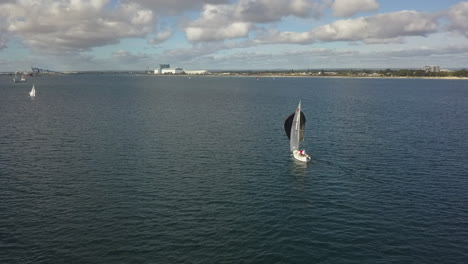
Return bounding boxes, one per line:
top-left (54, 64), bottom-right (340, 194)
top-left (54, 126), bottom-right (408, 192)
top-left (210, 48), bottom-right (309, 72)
top-left (1, 75), bottom-right (468, 263)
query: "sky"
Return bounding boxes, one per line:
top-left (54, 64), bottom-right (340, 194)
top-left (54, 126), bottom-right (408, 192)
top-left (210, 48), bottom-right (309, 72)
top-left (1, 0), bottom-right (468, 71)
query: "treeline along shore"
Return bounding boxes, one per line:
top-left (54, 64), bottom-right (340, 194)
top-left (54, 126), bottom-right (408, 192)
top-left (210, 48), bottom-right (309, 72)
top-left (215, 68), bottom-right (468, 79)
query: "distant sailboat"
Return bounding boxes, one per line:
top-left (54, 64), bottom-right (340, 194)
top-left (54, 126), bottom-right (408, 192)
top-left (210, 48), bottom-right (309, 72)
top-left (284, 101), bottom-right (311, 162)
top-left (29, 84), bottom-right (35, 97)
top-left (13, 72), bottom-right (27, 83)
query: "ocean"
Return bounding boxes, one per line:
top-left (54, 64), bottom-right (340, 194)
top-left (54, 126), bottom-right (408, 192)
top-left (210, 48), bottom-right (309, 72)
top-left (1, 74), bottom-right (467, 263)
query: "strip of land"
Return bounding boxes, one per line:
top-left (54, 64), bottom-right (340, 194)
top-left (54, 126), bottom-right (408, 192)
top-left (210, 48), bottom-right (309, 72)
top-left (3, 69), bottom-right (468, 80)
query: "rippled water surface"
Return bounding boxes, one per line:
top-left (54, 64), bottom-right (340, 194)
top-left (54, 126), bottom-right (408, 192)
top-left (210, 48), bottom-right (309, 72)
top-left (1, 75), bottom-right (468, 263)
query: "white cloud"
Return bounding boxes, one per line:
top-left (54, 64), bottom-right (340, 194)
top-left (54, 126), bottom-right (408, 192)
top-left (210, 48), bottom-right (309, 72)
top-left (447, 2), bottom-right (468, 37)
top-left (256, 10), bottom-right (439, 44)
top-left (184, 0), bottom-right (327, 42)
top-left (184, 4), bottom-right (252, 42)
top-left (122, 0), bottom-right (230, 15)
top-left (149, 30), bottom-right (173, 45)
top-left (315, 11), bottom-right (438, 40)
top-left (0, 0), bottom-right (154, 55)
top-left (186, 21), bottom-right (252, 42)
top-left (235, 0), bottom-right (324, 23)
top-left (1, 0), bottom-right (467, 71)
top-left (332, 0), bottom-right (379, 17)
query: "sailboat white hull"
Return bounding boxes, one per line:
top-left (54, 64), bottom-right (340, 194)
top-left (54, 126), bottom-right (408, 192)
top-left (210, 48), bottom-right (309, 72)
top-left (293, 150), bottom-right (311, 162)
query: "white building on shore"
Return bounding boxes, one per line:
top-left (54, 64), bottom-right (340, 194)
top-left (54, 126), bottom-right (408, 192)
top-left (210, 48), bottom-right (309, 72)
top-left (154, 64), bottom-right (170, 74)
top-left (161, 68), bottom-right (184, 74)
top-left (153, 64), bottom-right (209, 75)
top-left (185, 70), bottom-right (209, 75)
top-left (423, 65), bottom-right (441, 73)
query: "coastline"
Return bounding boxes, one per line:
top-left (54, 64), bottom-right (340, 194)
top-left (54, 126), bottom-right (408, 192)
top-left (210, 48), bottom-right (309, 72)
top-left (167, 74), bottom-right (468, 80)
top-left (3, 71), bottom-right (467, 80)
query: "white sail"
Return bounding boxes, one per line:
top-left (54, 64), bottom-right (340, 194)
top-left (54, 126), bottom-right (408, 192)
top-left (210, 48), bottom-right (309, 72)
top-left (290, 101), bottom-right (302, 151)
top-left (284, 101), bottom-right (310, 162)
top-left (29, 85), bottom-right (35, 97)
top-left (13, 72), bottom-right (27, 83)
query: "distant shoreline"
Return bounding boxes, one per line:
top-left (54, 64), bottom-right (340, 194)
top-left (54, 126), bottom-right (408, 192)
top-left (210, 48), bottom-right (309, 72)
top-left (203, 74), bottom-right (468, 80)
top-left (2, 71), bottom-right (468, 80)
top-left (145, 74), bottom-right (468, 80)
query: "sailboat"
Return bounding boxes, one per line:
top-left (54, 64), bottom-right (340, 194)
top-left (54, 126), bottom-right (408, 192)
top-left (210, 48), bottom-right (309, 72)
top-left (13, 72), bottom-right (27, 83)
top-left (13, 72), bottom-right (20, 83)
top-left (284, 101), bottom-right (311, 162)
top-left (29, 84), bottom-right (35, 97)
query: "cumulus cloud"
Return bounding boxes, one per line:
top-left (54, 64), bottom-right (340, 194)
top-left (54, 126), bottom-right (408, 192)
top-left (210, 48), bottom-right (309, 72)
top-left (184, 0), bottom-right (327, 42)
top-left (256, 10), bottom-right (439, 44)
top-left (314, 11), bottom-right (438, 41)
top-left (447, 2), bottom-right (468, 37)
top-left (123, 0), bottom-right (229, 15)
top-left (235, 0), bottom-right (324, 23)
top-left (2, 0), bottom-right (466, 71)
top-left (332, 0), bottom-right (379, 17)
top-left (0, 0), bottom-right (154, 55)
top-left (149, 30), bottom-right (173, 45)
top-left (186, 21), bottom-right (252, 42)
top-left (184, 4), bottom-right (252, 42)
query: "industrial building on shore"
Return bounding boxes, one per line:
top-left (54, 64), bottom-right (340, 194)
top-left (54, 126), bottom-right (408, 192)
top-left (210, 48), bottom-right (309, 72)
top-left (153, 64), bottom-right (209, 75)
top-left (155, 67), bottom-right (184, 74)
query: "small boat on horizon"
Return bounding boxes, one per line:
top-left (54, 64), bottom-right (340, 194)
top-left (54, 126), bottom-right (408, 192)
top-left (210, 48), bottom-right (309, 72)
top-left (13, 72), bottom-right (27, 83)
